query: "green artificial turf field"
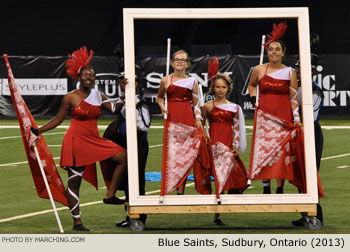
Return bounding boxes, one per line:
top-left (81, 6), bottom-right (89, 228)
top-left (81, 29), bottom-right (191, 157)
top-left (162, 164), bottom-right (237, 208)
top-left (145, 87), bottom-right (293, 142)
top-left (0, 117), bottom-right (349, 234)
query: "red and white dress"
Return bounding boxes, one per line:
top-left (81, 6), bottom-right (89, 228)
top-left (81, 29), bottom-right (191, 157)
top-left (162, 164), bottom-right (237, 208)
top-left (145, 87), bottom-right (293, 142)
top-left (209, 103), bottom-right (247, 197)
top-left (166, 75), bottom-right (197, 126)
top-left (249, 66), bottom-right (308, 192)
top-left (160, 75), bottom-right (211, 196)
top-left (60, 89), bottom-right (125, 188)
top-left (258, 66), bottom-right (293, 122)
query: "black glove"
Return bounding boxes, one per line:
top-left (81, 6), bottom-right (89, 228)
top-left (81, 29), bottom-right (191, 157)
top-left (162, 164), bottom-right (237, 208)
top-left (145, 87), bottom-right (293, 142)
top-left (30, 127), bottom-right (39, 136)
top-left (249, 96), bottom-right (256, 107)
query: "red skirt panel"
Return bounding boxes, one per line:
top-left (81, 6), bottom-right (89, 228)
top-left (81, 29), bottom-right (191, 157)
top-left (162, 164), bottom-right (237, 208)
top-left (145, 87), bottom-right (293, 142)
top-left (259, 93), bottom-right (292, 123)
top-left (60, 118), bottom-right (124, 168)
top-left (167, 100), bottom-right (195, 127)
top-left (209, 120), bottom-right (247, 193)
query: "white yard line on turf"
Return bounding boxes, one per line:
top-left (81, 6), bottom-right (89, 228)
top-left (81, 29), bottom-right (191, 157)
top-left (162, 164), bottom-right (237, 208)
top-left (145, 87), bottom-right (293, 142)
top-left (0, 157), bottom-right (60, 167)
top-left (0, 183), bottom-right (195, 223)
top-left (0, 131), bottom-right (66, 140)
top-left (321, 153), bottom-right (350, 160)
top-left (149, 144), bottom-right (163, 148)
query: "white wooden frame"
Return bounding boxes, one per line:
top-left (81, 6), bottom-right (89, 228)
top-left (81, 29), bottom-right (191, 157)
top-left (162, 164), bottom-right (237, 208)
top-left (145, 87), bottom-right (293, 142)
top-left (123, 8), bottom-right (317, 209)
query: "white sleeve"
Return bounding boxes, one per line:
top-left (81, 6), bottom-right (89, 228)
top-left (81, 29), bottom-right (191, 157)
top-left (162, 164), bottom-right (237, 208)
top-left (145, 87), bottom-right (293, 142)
top-left (192, 80), bottom-right (202, 120)
top-left (313, 93), bottom-right (322, 121)
top-left (237, 105), bottom-right (247, 152)
top-left (136, 107), bottom-right (151, 132)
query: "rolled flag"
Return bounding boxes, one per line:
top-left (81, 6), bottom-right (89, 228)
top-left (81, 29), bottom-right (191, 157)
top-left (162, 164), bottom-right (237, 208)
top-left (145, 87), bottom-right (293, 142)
top-left (3, 54), bottom-right (68, 207)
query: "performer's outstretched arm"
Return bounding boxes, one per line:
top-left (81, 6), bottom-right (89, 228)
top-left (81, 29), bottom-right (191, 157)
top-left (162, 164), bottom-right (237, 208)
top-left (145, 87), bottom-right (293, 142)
top-left (248, 66), bottom-right (259, 106)
top-left (37, 94), bottom-right (71, 134)
top-left (101, 78), bottom-right (128, 114)
top-left (201, 103), bottom-right (208, 126)
top-left (157, 77), bottom-right (168, 116)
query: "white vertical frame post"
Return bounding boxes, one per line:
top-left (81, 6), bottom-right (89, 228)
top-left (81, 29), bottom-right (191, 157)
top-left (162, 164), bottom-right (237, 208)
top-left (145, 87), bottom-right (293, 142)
top-left (123, 10), bottom-right (139, 203)
top-left (123, 7), bottom-right (318, 207)
top-left (298, 13), bottom-right (317, 200)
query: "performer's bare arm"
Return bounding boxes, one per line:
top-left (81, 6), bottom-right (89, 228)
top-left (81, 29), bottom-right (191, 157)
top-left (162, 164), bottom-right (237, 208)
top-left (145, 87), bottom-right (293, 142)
top-left (101, 78), bottom-right (128, 114)
top-left (101, 93), bottom-right (112, 111)
top-left (100, 93), bottom-right (122, 114)
top-left (248, 66), bottom-right (260, 104)
top-left (114, 103), bottom-right (124, 115)
top-left (157, 77), bottom-right (168, 116)
top-left (38, 93), bottom-right (73, 134)
top-left (201, 103), bottom-right (209, 125)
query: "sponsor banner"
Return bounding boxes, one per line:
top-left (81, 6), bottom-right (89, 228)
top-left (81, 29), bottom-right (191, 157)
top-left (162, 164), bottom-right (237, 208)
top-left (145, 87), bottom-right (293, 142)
top-left (1, 54), bottom-right (349, 117)
top-left (140, 54), bottom-right (349, 117)
top-left (314, 55), bottom-right (350, 116)
top-left (0, 56), bottom-right (68, 117)
top-left (1, 78), bottom-right (67, 96)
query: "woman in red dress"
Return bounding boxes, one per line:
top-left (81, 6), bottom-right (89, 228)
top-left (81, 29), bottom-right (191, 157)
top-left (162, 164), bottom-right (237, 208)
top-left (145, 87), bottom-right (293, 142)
top-left (157, 50), bottom-right (203, 195)
top-left (248, 37), bottom-right (302, 194)
top-left (31, 47), bottom-right (127, 231)
top-left (202, 73), bottom-right (247, 225)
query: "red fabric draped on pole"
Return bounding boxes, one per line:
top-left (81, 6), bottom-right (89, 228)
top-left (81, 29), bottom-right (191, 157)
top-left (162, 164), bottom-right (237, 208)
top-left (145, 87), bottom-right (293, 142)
top-left (3, 55), bottom-right (68, 206)
top-left (160, 120), bottom-right (211, 196)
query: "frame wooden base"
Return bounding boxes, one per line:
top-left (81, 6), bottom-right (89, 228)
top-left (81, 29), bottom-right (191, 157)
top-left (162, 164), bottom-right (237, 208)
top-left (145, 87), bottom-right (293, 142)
top-left (128, 204), bottom-right (317, 218)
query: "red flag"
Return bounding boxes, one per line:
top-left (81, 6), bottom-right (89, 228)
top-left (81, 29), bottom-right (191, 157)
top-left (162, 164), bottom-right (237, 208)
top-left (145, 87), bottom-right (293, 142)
top-left (3, 54), bottom-right (68, 207)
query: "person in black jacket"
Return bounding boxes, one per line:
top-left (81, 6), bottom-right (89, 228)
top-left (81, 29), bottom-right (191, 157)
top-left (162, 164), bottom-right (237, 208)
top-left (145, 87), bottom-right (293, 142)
top-left (103, 66), bottom-right (150, 228)
top-left (292, 55), bottom-right (324, 226)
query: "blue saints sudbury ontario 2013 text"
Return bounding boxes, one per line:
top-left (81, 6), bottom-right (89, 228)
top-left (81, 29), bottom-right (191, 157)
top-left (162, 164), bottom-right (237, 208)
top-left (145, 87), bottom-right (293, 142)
top-left (157, 237), bottom-right (325, 248)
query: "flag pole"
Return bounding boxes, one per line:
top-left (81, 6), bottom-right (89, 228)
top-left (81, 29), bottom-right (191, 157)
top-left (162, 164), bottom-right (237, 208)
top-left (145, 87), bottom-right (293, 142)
top-left (256, 34), bottom-right (266, 107)
top-left (247, 34), bottom-right (266, 188)
top-left (164, 37), bottom-right (171, 120)
top-left (198, 83), bottom-right (209, 137)
top-left (160, 38), bottom-right (171, 203)
top-left (33, 144), bottom-right (64, 233)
